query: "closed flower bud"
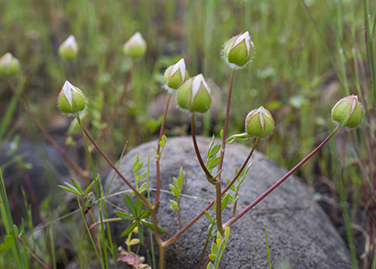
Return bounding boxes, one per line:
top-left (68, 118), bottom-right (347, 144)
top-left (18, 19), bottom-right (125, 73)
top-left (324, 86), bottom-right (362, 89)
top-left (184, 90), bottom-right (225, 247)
top-left (331, 95), bottom-right (363, 128)
top-left (123, 32), bottom-right (147, 58)
top-left (59, 35), bottom-right (78, 60)
top-left (163, 58), bottom-right (189, 92)
top-left (0, 53), bottom-right (20, 77)
top-left (223, 31), bottom-right (254, 69)
top-left (245, 106), bottom-right (274, 138)
top-left (57, 81), bottom-right (86, 115)
top-left (176, 74), bottom-right (212, 113)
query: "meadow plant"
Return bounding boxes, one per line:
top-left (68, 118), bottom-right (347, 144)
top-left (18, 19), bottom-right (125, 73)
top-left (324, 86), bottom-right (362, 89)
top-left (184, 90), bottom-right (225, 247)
top-left (0, 28), bottom-right (366, 269)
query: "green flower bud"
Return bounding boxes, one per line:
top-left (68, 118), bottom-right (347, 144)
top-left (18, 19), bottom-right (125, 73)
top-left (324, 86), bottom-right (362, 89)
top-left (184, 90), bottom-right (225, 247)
top-left (245, 106), bottom-right (274, 138)
top-left (223, 31), bottom-right (254, 69)
top-left (0, 53), bottom-right (20, 77)
top-left (331, 95), bottom-right (363, 128)
top-left (123, 32), bottom-right (147, 58)
top-left (176, 74), bottom-right (212, 113)
top-left (163, 58), bottom-right (189, 92)
top-left (57, 81), bottom-right (87, 115)
top-left (59, 35), bottom-right (78, 60)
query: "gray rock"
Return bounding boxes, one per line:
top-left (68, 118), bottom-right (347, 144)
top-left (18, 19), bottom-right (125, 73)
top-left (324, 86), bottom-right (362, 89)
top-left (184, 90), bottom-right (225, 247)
top-left (105, 136), bottom-right (352, 269)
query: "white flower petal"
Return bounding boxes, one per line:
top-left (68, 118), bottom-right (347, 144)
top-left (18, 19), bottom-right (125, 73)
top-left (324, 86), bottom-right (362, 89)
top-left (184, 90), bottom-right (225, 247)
top-left (171, 58), bottom-right (186, 81)
top-left (192, 74), bottom-right (210, 98)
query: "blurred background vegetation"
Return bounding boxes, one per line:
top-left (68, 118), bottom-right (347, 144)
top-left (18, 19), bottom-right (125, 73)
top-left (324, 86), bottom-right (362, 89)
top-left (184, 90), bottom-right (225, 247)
top-left (0, 0), bottom-right (375, 268)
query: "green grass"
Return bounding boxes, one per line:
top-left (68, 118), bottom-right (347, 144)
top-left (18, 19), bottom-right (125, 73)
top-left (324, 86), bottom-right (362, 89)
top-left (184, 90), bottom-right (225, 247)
top-left (0, 0), bottom-right (375, 268)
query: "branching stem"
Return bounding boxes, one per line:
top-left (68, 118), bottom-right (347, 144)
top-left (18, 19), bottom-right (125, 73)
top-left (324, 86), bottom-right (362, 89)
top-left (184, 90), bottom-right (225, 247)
top-left (224, 125), bottom-right (340, 228)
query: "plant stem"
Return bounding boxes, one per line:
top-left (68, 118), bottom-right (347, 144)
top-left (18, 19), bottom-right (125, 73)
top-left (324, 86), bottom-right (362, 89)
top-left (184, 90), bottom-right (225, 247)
top-left (191, 114), bottom-right (214, 181)
top-left (363, 0), bottom-right (376, 107)
top-left (215, 183), bottom-right (224, 235)
top-left (217, 68), bottom-right (235, 181)
top-left (81, 126), bottom-right (152, 209)
top-left (214, 67), bottom-right (235, 236)
top-left (89, 60), bottom-right (135, 151)
top-left (224, 125), bottom-right (340, 228)
top-left (164, 141), bottom-right (256, 247)
top-left (197, 222), bottom-right (215, 269)
top-left (7, 79), bottom-right (88, 179)
top-left (155, 93), bottom-right (172, 207)
top-left (87, 218), bottom-right (122, 230)
top-left (17, 236), bottom-right (50, 269)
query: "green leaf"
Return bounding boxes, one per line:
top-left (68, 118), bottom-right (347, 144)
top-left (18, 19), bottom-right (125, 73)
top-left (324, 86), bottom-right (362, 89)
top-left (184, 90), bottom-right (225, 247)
top-left (135, 197), bottom-right (144, 217)
top-left (207, 157), bottom-right (221, 170)
top-left (173, 177), bottom-right (179, 188)
top-left (139, 182), bottom-right (147, 194)
top-left (141, 221), bottom-right (165, 233)
top-left (64, 182), bottom-right (82, 195)
top-left (137, 223), bottom-right (144, 245)
top-left (221, 193), bottom-right (231, 211)
top-left (83, 178), bottom-right (97, 196)
top-left (173, 188), bottom-right (180, 197)
top-left (123, 194), bottom-right (136, 216)
top-left (170, 200), bottom-right (178, 210)
top-left (114, 212), bottom-right (135, 221)
top-left (178, 168), bottom-right (184, 190)
top-left (0, 234), bottom-right (14, 254)
top-left (207, 262), bottom-right (214, 269)
top-left (204, 211), bottom-right (212, 223)
top-left (208, 135), bottom-right (215, 151)
top-left (208, 144), bottom-right (221, 159)
top-left (120, 222), bottom-right (137, 237)
top-left (169, 184), bottom-right (177, 196)
top-left (139, 171), bottom-right (148, 181)
top-left (58, 185), bottom-right (81, 195)
top-left (139, 208), bottom-right (152, 219)
top-left (211, 242), bottom-right (219, 255)
top-left (226, 178), bottom-right (236, 192)
top-left (71, 179), bottom-right (83, 195)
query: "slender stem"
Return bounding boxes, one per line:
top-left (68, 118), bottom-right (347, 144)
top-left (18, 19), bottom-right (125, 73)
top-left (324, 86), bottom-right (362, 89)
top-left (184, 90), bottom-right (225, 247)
top-left (191, 114), bottom-right (214, 181)
top-left (158, 244), bottom-right (166, 269)
top-left (224, 126), bottom-right (340, 228)
top-left (164, 141), bottom-right (257, 246)
top-left (66, 62), bottom-right (74, 83)
top-left (217, 68), bottom-right (235, 182)
top-left (215, 183), bottom-right (224, 235)
top-left (363, 0), bottom-right (376, 107)
top-left (87, 218), bottom-right (122, 230)
top-left (81, 126), bottom-right (152, 209)
top-left (197, 223), bottom-right (214, 269)
top-left (89, 60), bottom-right (135, 151)
top-left (17, 237), bottom-right (50, 269)
top-left (177, 197), bottom-right (181, 231)
top-left (7, 79), bottom-right (88, 179)
top-left (155, 93), bottom-right (172, 207)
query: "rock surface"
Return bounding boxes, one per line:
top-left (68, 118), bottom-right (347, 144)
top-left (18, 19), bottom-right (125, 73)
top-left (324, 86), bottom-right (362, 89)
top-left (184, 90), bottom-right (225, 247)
top-left (105, 136), bottom-right (352, 269)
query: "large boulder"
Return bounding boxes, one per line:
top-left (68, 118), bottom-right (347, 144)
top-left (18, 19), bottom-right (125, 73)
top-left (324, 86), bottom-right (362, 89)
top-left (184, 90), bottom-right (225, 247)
top-left (105, 136), bottom-right (352, 269)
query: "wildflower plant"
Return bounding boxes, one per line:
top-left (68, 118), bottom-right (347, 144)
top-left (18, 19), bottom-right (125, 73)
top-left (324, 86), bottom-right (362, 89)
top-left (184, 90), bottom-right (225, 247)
top-left (0, 27), bottom-right (366, 269)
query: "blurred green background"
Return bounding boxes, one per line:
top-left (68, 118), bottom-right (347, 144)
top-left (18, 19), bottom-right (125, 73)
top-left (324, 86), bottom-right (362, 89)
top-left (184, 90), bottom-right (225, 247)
top-left (0, 0), bottom-right (375, 268)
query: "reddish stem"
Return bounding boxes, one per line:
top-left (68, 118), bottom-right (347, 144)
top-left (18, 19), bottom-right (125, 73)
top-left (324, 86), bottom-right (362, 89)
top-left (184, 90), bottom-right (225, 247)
top-left (81, 126), bottom-right (152, 209)
top-left (191, 114), bottom-right (214, 181)
top-left (7, 79), bottom-right (88, 179)
top-left (224, 125), bottom-right (340, 228)
top-left (17, 236), bottom-right (50, 269)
